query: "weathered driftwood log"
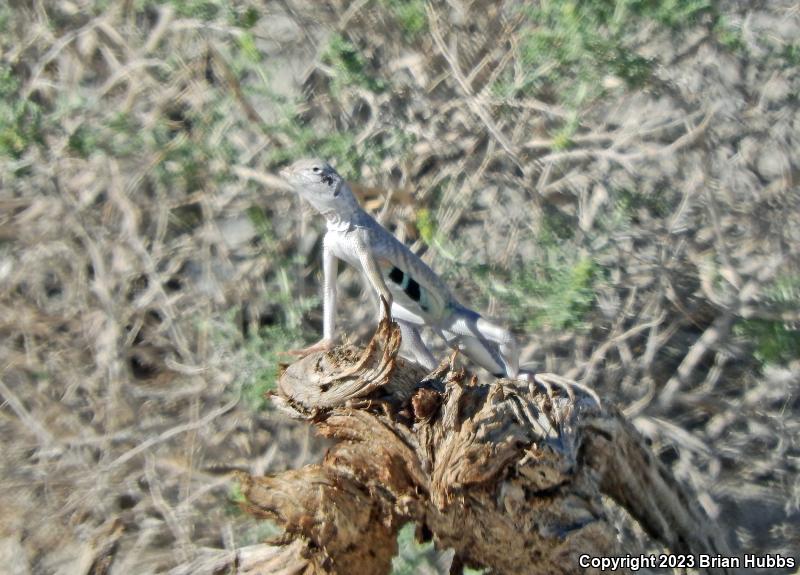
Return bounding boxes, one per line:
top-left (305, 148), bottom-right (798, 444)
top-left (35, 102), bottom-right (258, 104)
top-left (237, 318), bottom-right (733, 575)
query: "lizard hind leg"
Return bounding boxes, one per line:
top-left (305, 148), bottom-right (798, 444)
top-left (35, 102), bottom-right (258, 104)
top-left (440, 331), bottom-right (507, 378)
top-left (397, 320), bottom-right (437, 371)
top-left (439, 308), bottom-right (519, 378)
top-left (475, 317), bottom-right (519, 378)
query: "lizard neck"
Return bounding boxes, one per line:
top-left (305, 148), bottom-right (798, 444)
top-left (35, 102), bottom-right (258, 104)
top-left (320, 183), bottom-right (362, 231)
top-left (323, 206), bottom-right (360, 232)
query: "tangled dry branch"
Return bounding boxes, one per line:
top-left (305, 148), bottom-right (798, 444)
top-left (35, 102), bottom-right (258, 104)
top-left (234, 319), bottom-right (732, 575)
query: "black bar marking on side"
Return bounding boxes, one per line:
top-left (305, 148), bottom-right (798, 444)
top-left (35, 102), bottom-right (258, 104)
top-left (405, 278), bottom-right (421, 302)
top-left (389, 267), bottom-right (404, 284)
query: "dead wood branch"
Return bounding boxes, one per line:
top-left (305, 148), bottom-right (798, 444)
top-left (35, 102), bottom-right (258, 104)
top-left (234, 319), bottom-right (733, 575)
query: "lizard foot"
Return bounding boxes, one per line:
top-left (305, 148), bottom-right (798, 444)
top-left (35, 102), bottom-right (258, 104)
top-left (378, 295), bottom-right (393, 323)
top-left (283, 338), bottom-right (334, 357)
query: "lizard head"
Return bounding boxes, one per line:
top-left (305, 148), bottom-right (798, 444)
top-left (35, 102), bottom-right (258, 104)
top-left (280, 158), bottom-right (359, 215)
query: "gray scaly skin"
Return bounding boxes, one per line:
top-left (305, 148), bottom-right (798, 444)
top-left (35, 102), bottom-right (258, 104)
top-left (280, 158), bottom-right (519, 379)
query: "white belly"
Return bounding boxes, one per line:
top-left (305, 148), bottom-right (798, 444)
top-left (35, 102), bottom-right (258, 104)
top-left (325, 229), bottom-right (445, 322)
top-left (325, 231), bottom-right (362, 268)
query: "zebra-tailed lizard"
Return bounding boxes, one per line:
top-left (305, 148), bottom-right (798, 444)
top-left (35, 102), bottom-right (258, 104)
top-left (280, 158), bottom-right (520, 379)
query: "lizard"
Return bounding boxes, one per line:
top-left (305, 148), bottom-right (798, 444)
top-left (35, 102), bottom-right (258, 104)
top-left (280, 158), bottom-right (519, 379)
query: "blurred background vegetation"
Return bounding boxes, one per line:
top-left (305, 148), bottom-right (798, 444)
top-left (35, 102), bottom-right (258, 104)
top-left (0, 0), bottom-right (798, 572)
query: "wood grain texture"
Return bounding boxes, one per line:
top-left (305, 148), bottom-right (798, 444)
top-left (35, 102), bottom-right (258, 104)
top-left (239, 319), bottom-right (734, 575)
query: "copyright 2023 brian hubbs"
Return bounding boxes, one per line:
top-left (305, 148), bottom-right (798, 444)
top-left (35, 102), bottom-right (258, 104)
top-left (579, 552), bottom-right (795, 571)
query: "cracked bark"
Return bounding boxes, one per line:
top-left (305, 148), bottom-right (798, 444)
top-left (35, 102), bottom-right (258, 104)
top-left (233, 318), bottom-right (732, 575)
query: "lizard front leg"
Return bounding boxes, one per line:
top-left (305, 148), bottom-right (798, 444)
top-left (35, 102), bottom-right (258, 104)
top-left (287, 238), bottom-right (338, 356)
top-left (355, 236), bottom-right (394, 321)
